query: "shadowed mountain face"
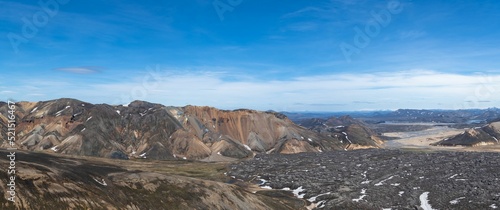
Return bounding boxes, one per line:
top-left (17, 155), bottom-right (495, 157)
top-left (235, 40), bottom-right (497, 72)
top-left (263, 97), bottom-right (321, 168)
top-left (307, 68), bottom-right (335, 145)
top-left (433, 121), bottom-right (500, 147)
top-left (0, 98), bottom-right (379, 160)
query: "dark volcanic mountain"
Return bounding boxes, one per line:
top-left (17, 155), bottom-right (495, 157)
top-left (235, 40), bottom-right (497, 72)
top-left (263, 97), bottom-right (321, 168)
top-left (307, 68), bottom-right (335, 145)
top-left (433, 121), bottom-right (500, 147)
top-left (0, 98), bottom-right (380, 160)
top-left (296, 116), bottom-right (383, 149)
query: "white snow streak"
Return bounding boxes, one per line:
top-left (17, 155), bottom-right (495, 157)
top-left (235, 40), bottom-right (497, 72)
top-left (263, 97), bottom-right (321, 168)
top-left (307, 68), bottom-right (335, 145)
top-left (375, 176), bottom-right (394, 186)
top-left (450, 197), bottom-right (465, 205)
top-left (307, 192), bottom-right (331, 202)
top-left (352, 188), bottom-right (367, 202)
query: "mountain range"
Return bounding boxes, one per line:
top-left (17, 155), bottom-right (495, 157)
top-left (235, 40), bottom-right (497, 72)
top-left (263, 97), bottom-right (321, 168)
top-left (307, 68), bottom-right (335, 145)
top-left (0, 98), bottom-right (380, 161)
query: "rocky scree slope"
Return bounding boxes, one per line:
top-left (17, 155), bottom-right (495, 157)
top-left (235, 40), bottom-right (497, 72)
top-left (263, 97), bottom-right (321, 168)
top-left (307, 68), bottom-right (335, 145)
top-left (0, 98), bottom-right (379, 160)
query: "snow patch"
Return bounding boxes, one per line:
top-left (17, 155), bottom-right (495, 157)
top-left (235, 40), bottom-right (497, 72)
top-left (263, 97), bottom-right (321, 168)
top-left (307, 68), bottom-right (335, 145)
top-left (352, 195), bottom-right (366, 202)
top-left (182, 157), bottom-right (187, 160)
top-left (51, 146), bottom-right (58, 152)
top-left (491, 204), bottom-right (498, 209)
top-left (375, 176), bottom-right (394, 186)
top-left (342, 132), bottom-right (353, 143)
top-left (307, 192), bottom-right (331, 202)
top-left (292, 186), bottom-right (306, 199)
top-left (243, 144), bottom-right (252, 151)
top-left (280, 186), bottom-right (306, 199)
top-left (116, 110), bottom-right (120, 115)
top-left (93, 178), bottom-right (107, 186)
top-left (55, 106), bottom-right (71, 116)
top-left (352, 188), bottom-right (367, 202)
top-left (450, 197), bottom-right (465, 205)
top-left (258, 179), bottom-right (267, 185)
top-left (139, 153), bottom-right (147, 158)
top-left (261, 186), bottom-right (272, 189)
top-left (361, 171), bottom-right (367, 178)
top-left (398, 191), bottom-right (404, 196)
top-left (449, 174), bottom-right (458, 179)
top-left (316, 200), bottom-right (326, 208)
top-left (307, 138), bottom-right (312, 142)
top-left (30, 107), bottom-right (38, 113)
top-left (81, 128), bottom-right (86, 132)
top-left (86, 116), bottom-right (92, 122)
top-left (419, 192), bottom-right (435, 210)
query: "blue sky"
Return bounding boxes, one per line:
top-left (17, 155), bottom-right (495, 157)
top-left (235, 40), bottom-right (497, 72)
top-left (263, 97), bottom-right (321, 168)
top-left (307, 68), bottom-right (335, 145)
top-left (1, 0), bottom-right (500, 111)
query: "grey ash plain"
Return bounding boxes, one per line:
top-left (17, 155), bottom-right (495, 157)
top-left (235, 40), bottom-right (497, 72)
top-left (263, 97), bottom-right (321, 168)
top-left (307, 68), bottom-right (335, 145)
top-left (228, 149), bottom-right (500, 210)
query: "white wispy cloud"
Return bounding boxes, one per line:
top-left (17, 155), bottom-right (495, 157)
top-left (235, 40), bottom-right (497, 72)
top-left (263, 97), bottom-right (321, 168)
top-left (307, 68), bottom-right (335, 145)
top-left (55, 67), bottom-right (100, 74)
top-left (5, 68), bottom-right (500, 111)
top-left (70, 70), bottom-right (500, 111)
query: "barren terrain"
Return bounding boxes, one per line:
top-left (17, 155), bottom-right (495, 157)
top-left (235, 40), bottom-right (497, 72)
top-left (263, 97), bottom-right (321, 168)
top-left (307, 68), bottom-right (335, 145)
top-left (229, 149), bottom-right (500, 210)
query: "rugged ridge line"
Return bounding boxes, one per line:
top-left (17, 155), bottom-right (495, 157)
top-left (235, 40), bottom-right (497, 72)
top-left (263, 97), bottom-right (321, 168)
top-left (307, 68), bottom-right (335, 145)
top-left (0, 98), bottom-right (379, 160)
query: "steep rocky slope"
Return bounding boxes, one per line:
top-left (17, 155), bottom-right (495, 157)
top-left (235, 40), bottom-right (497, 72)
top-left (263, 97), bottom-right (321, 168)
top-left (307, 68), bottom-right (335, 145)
top-left (0, 149), bottom-right (304, 210)
top-left (432, 121), bottom-right (500, 147)
top-left (0, 98), bottom-right (371, 160)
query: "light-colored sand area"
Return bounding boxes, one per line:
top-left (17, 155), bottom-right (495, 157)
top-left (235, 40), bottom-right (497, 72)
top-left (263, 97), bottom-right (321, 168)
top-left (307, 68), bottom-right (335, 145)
top-left (383, 126), bottom-right (465, 148)
top-left (381, 125), bottom-right (500, 152)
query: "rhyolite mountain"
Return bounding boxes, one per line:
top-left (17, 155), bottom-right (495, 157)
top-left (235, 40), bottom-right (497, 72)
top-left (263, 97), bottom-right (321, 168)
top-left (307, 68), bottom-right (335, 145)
top-left (0, 98), bottom-right (380, 160)
top-left (432, 121), bottom-right (500, 147)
